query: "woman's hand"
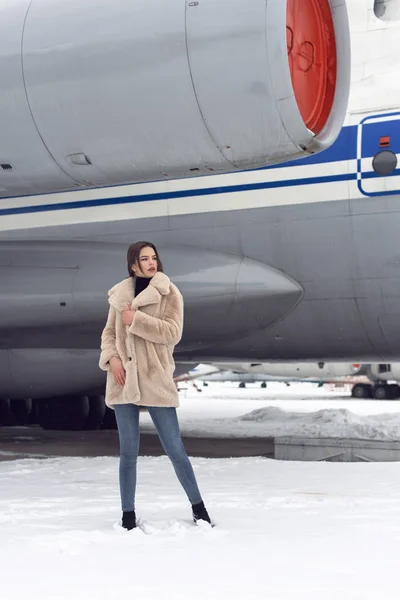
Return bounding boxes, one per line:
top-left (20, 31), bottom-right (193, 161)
top-left (122, 303), bottom-right (136, 326)
top-left (109, 356), bottom-right (126, 386)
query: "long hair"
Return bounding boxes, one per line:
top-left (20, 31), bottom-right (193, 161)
top-left (127, 241), bottom-right (164, 277)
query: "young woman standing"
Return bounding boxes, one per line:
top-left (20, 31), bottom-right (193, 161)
top-left (99, 241), bottom-right (211, 530)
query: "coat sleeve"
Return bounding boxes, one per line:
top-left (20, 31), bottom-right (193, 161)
top-left (99, 305), bottom-right (119, 370)
top-left (129, 289), bottom-right (183, 345)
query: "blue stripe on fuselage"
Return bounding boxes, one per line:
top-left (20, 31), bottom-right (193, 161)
top-left (264, 124), bottom-right (358, 169)
top-left (0, 172), bottom-right (357, 216)
top-left (0, 121), bottom-right (396, 216)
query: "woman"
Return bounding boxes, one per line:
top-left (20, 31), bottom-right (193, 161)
top-left (99, 241), bottom-right (211, 530)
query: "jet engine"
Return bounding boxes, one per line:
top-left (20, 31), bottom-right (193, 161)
top-left (0, 241), bottom-right (302, 397)
top-left (0, 0), bottom-right (350, 197)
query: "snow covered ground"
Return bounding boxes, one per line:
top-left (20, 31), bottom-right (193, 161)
top-left (2, 383), bottom-right (400, 599)
top-left (2, 453), bottom-right (400, 599)
top-left (140, 382), bottom-right (400, 441)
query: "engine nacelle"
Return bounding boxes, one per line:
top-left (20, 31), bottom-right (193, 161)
top-left (0, 349), bottom-right (105, 398)
top-left (0, 0), bottom-right (350, 197)
top-left (0, 240), bottom-right (304, 396)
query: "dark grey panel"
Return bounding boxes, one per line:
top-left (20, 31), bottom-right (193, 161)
top-left (0, 214), bottom-right (172, 242)
top-left (0, 266), bottom-right (77, 328)
top-left (175, 254), bottom-right (302, 348)
top-left (350, 194), bottom-right (400, 216)
top-left (237, 216), bottom-right (353, 285)
top-left (153, 225), bottom-right (243, 257)
top-left (0, 0), bottom-right (76, 197)
top-left (378, 315), bottom-right (400, 354)
top-left (0, 349), bottom-right (105, 397)
top-left (348, 211), bottom-right (400, 280)
top-left (176, 298), bottom-right (378, 363)
top-left (23, 0), bottom-right (228, 186)
top-left (0, 240), bottom-right (301, 349)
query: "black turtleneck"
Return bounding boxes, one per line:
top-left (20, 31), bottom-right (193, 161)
top-left (134, 275), bottom-right (151, 298)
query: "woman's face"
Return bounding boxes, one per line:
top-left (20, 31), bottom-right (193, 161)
top-left (131, 246), bottom-right (158, 278)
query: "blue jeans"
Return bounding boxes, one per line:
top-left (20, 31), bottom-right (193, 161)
top-left (114, 404), bottom-right (203, 512)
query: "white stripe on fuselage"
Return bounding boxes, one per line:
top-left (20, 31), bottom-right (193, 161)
top-left (0, 159), bottom-right (353, 212)
top-left (0, 160), bottom-right (358, 232)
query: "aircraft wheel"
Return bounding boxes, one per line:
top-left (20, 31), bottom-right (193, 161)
top-left (29, 399), bottom-right (39, 425)
top-left (239, 382), bottom-right (246, 388)
top-left (351, 383), bottom-right (372, 399)
top-left (388, 384), bottom-right (400, 400)
top-left (85, 396), bottom-right (106, 430)
top-left (260, 382), bottom-right (267, 388)
top-left (10, 398), bottom-right (32, 426)
top-left (37, 396), bottom-right (90, 431)
top-left (372, 384), bottom-right (389, 400)
top-left (203, 382), bottom-right (208, 387)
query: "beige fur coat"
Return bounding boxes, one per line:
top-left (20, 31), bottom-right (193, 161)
top-left (99, 272), bottom-right (183, 408)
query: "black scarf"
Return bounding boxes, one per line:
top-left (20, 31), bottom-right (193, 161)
top-left (133, 275), bottom-right (151, 298)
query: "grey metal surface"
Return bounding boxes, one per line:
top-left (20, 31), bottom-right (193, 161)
top-left (0, 241), bottom-right (302, 342)
top-left (0, 0), bottom-right (77, 195)
top-left (185, 0), bottom-right (310, 167)
top-left (3, 192), bottom-right (400, 400)
top-left (0, 349), bottom-right (105, 397)
top-left (0, 0), bottom-right (349, 197)
top-left (0, 239), bottom-right (303, 396)
top-left (0, 426), bottom-right (274, 461)
top-left (275, 436), bottom-right (400, 462)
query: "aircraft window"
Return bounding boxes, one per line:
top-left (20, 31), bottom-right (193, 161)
top-left (372, 150), bottom-right (398, 176)
top-left (374, 0), bottom-right (400, 20)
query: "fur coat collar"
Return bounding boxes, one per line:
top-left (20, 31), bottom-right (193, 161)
top-left (108, 271), bottom-right (171, 312)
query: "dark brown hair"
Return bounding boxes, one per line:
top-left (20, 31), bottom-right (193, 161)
top-left (127, 241), bottom-right (164, 276)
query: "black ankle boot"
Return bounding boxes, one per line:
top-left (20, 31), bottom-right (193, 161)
top-left (192, 501), bottom-right (211, 524)
top-left (122, 510), bottom-right (136, 530)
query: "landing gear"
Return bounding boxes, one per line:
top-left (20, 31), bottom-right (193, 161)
top-left (37, 395), bottom-right (90, 431)
top-left (239, 382), bottom-right (246, 388)
top-left (36, 395), bottom-right (110, 430)
top-left (0, 398), bottom-right (34, 425)
top-left (389, 384), bottom-right (400, 399)
top-left (351, 383), bottom-right (372, 399)
top-left (372, 384), bottom-right (388, 400)
top-left (10, 399), bottom-right (32, 426)
top-left (372, 383), bottom-right (400, 400)
top-left (0, 399), bottom-right (11, 425)
top-left (260, 382), bottom-right (267, 388)
top-left (85, 395), bottom-right (106, 430)
top-left (1, 395), bottom-right (108, 431)
top-left (351, 382), bottom-right (400, 400)
top-left (101, 407), bottom-right (117, 430)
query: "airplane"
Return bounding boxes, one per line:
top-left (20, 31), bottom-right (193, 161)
top-left (186, 361), bottom-right (400, 400)
top-left (209, 361), bottom-right (363, 380)
top-left (176, 362), bottom-right (367, 388)
top-left (1, 0), bottom-right (400, 431)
